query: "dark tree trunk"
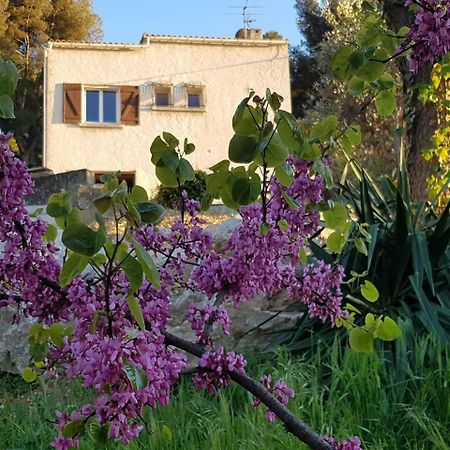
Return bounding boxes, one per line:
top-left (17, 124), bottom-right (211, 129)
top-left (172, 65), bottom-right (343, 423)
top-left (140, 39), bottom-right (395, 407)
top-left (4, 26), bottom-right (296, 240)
top-left (383, 0), bottom-right (438, 201)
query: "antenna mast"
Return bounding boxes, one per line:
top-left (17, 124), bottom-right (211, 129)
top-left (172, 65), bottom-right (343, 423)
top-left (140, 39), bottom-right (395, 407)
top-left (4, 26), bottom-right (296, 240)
top-left (227, 2), bottom-right (262, 38)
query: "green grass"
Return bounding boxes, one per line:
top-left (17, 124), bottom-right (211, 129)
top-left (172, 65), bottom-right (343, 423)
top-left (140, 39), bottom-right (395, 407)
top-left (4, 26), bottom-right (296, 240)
top-left (0, 332), bottom-right (449, 450)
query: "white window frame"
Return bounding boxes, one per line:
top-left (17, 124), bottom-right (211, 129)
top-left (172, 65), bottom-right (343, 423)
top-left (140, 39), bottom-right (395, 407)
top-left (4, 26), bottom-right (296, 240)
top-left (82, 86), bottom-right (121, 125)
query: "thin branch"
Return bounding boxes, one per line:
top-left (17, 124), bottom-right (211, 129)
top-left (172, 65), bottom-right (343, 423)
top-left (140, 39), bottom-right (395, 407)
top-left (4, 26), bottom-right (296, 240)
top-left (162, 330), bottom-right (333, 450)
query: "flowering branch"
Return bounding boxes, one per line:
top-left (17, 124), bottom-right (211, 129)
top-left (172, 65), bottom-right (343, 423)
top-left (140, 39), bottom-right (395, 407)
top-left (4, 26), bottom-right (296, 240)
top-left (162, 330), bottom-right (333, 450)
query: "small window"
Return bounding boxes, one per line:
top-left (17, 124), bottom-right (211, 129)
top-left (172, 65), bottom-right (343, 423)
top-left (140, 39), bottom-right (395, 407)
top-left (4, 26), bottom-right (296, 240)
top-left (188, 93), bottom-right (201, 107)
top-left (186, 86), bottom-right (204, 108)
top-left (84, 89), bottom-right (119, 124)
top-left (154, 86), bottom-right (172, 107)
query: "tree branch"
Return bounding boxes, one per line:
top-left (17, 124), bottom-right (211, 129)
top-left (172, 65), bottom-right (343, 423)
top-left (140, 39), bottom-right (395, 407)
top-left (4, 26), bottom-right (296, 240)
top-left (162, 330), bottom-right (333, 450)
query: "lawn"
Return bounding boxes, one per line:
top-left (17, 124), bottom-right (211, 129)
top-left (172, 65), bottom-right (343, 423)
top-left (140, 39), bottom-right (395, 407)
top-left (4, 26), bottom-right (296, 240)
top-left (0, 332), bottom-right (448, 450)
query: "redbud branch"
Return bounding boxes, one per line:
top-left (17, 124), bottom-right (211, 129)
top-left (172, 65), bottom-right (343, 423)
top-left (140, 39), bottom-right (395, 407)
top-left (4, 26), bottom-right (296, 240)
top-left (162, 330), bottom-right (333, 450)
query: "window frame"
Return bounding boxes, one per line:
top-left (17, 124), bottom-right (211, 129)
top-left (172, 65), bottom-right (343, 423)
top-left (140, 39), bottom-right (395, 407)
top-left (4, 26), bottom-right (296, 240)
top-left (185, 85), bottom-right (205, 109)
top-left (82, 86), bottom-right (121, 125)
top-left (153, 84), bottom-right (173, 108)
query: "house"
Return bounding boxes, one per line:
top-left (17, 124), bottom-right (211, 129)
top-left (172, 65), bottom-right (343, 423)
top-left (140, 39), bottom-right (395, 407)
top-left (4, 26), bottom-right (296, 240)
top-left (43, 30), bottom-right (291, 191)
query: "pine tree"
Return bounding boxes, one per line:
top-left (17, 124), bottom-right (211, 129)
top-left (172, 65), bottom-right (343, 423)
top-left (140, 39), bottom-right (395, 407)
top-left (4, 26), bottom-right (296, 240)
top-left (0, 0), bottom-right (102, 166)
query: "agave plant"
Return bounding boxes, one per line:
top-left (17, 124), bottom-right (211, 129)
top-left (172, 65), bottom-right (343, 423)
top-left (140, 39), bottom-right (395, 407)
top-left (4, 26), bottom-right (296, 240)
top-left (335, 156), bottom-right (450, 341)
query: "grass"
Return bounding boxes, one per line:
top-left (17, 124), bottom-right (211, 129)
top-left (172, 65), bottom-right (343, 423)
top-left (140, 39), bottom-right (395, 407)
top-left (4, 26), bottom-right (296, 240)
top-left (0, 332), bottom-right (448, 450)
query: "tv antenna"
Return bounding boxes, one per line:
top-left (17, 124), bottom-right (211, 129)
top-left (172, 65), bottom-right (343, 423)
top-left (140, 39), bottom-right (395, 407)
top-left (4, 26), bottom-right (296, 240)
top-left (226, 1), bottom-right (262, 31)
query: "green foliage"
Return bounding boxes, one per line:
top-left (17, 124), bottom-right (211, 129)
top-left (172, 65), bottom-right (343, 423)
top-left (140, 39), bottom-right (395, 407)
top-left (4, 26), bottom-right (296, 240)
top-left (153, 170), bottom-right (207, 210)
top-left (150, 134), bottom-right (196, 187)
top-left (337, 158), bottom-right (450, 340)
top-left (3, 332), bottom-right (449, 449)
top-left (420, 56), bottom-right (450, 206)
top-left (0, 56), bottom-right (18, 119)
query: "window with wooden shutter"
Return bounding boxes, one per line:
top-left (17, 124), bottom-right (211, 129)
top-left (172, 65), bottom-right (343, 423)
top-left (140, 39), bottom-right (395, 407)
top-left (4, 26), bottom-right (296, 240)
top-left (120, 86), bottom-right (139, 125)
top-left (63, 83), bottom-right (81, 124)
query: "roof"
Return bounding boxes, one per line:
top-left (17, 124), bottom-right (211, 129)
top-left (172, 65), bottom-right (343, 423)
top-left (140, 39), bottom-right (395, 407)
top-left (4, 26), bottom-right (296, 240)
top-left (47, 33), bottom-right (288, 51)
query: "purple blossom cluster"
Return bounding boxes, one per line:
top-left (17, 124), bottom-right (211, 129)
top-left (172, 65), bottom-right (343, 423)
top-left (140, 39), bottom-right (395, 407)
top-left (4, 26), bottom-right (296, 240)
top-left (288, 261), bottom-right (346, 324)
top-left (254, 375), bottom-right (295, 422)
top-left (402, 0), bottom-right (450, 73)
top-left (191, 158), bottom-right (346, 325)
top-left (188, 302), bottom-right (231, 345)
top-left (0, 133), bottom-right (63, 321)
top-left (323, 435), bottom-right (362, 450)
top-left (193, 347), bottom-right (246, 395)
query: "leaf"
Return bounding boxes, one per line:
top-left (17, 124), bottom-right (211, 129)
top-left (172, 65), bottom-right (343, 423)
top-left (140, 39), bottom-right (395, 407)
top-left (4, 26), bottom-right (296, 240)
top-left (62, 419), bottom-right (85, 439)
top-left (127, 293), bottom-right (145, 330)
top-left (62, 223), bottom-right (106, 257)
top-left (345, 125), bottom-right (362, 146)
top-left (375, 317), bottom-right (401, 341)
top-left (133, 239), bottom-right (161, 288)
top-left (349, 328), bottom-right (374, 353)
top-left (123, 361), bottom-right (149, 389)
top-left (375, 90), bottom-right (396, 116)
top-left (135, 202), bottom-right (165, 224)
top-left (93, 195), bottom-right (112, 214)
top-left (229, 173), bottom-right (260, 206)
top-left (59, 253), bottom-right (89, 287)
top-left (0, 95), bottom-right (14, 119)
top-left (156, 165), bottom-right (179, 187)
top-left (323, 204), bottom-right (349, 232)
top-left (22, 367), bottom-right (37, 383)
top-left (46, 192), bottom-right (71, 218)
top-left (162, 131), bottom-right (179, 149)
top-left (43, 223), bottom-right (58, 242)
top-left (275, 164), bottom-right (293, 188)
top-left (232, 95), bottom-right (261, 137)
top-left (327, 231), bottom-right (345, 254)
top-left (121, 255), bottom-right (143, 293)
top-left (332, 46), bottom-right (354, 81)
top-left (177, 158), bottom-right (195, 184)
top-left (355, 61), bottom-right (386, 82)
top-left (361, 280), bottom-right (379, 302)
top-left (0, 59), bottom-right (19, 96)
top-left (162, 424), bottom-right (173, 442)
top-left (229, 133), bottom-right (258, 163)
top-left (129, 185), bottom-right (148, 203)
top-left (310, 115), bottom-right (338, 140)
top-left (348, 77), bottom-right (366, 96)
top-left (355, 237), bottom-right (368, 256)
top-left (184, 138), bottom-right (196, 155)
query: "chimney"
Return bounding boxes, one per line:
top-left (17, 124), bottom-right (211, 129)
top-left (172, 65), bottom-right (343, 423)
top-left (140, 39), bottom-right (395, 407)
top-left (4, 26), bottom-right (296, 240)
top-left (235, 28), bottom-right (263, 40)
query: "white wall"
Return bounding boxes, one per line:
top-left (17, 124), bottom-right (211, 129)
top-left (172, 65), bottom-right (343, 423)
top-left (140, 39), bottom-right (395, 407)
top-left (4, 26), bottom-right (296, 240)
top-left (44, 37), bottom-right (291, 193)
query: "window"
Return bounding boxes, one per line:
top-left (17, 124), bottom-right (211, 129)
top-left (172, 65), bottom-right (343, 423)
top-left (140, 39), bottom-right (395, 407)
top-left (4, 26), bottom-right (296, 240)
top-left (84, 89), bottom-right (119, 124)
top-left (186, 86), bottom-right (204, 108)
top-left (154, 86), bottom-right (172, 107)
top-left (63, 84), bottom-right (139, 125)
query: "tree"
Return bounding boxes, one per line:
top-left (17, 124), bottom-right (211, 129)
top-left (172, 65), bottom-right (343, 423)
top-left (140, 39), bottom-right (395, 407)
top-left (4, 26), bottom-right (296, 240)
top-left (290, 0), bottom-right (331, 117)
top-left (381, 0), bottom-right (438, 201)
top-left (0, 0), bottom-right (102, 166)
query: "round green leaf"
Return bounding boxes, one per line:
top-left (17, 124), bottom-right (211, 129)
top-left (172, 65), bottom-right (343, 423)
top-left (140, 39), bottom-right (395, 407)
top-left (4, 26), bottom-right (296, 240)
top-left (136, 202), bottom-right (165, 224)
top-left (229, 134), bottom-right (258, 163)
top-left (361, 280), bottom-right (379, 302)
top-left (349, 328), bottom-right (374, 353)
top-left (22, 367), bottom-right (37, 383)
top-left (62, 223), bottom-right (106, 257)
top-left (332, 46), bottom-right (354, 81)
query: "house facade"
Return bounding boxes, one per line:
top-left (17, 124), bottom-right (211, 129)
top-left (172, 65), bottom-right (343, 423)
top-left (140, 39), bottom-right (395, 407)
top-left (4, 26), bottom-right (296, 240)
top-left (43, 32), bottom-right (291, 191)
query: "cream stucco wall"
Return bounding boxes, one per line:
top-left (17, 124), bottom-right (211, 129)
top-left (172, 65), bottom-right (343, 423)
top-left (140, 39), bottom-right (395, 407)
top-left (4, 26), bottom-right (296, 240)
top-left (44, 36), bottom-right (291, 192)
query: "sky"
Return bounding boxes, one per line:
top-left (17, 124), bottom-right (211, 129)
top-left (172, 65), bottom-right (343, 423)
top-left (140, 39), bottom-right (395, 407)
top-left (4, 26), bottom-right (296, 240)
top-left (92, 0), bottom-right (301, 46)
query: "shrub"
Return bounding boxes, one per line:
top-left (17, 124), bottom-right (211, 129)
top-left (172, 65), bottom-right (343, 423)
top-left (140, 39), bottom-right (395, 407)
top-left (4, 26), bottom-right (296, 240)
top-left (153, 170), bottom-right (207, 210)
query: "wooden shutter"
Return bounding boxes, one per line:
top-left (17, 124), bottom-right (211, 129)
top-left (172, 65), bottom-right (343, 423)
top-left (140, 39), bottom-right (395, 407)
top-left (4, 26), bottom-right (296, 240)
top-left (120, 86), bottom-right (140, 125)
top-left (63, 83), bottom-right (81, 124)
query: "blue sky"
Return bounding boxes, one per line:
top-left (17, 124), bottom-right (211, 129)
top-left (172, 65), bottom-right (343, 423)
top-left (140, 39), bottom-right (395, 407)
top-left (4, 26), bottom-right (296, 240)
top-left (92, 1), bottom-right (301, 46)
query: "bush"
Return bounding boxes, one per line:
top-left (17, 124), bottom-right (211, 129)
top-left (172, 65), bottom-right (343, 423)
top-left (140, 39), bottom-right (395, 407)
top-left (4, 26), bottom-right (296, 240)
top-left (153, 170), bottom-right (207, 210)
